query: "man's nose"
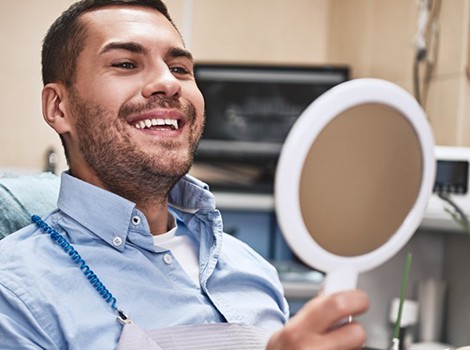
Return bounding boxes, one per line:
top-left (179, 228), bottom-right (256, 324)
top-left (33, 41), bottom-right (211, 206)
top-left (142, 65), bottom-right (182, 99)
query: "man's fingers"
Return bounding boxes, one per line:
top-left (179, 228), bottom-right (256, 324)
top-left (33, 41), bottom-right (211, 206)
top-left (296, 289), bottom-right (369, 332)
top-left (265, 289), bottom-right (369, 350)
top-left (326, 321), bottom-right (367, 349)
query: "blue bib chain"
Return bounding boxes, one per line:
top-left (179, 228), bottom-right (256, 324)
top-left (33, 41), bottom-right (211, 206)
top-left (31, 215), bottom-right (131, 324)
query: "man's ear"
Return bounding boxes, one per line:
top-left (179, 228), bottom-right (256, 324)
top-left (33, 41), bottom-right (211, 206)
top-left (42, 83), bottom-right (72, 134)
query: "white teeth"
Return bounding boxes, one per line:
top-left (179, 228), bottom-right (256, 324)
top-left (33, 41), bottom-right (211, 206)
top-left (134, 118), bottom-right (179, 130)
top-left (165, 119), bottom-right (178, 130)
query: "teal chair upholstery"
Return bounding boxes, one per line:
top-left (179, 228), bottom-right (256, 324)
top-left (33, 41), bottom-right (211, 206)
top-left (0, 172), bottom-right (60, 239)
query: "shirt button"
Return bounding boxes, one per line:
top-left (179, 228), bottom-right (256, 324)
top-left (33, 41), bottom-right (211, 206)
top-left (163, 253), bottom-right (173, 265)
top-left (131, 216), bottom-right (141, 225)
top-left (112, 236), bottom-right (123, 247)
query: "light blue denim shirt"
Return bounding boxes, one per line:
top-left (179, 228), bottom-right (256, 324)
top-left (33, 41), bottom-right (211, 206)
top-left (0, 172), bottom-right (288, 350)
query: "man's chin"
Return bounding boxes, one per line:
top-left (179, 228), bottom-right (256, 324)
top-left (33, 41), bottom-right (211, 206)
top-left (147, 159), bottom-right (193, 179)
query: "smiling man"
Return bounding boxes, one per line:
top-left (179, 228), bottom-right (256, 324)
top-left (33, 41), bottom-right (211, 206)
top-left (0, 1), bottom-right (368, 349)
top-left (42, 3), bottom-right (205, 236)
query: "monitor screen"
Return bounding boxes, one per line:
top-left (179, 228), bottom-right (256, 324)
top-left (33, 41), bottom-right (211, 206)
top-left (192, 63), bottom-right (349, 193)
top-left (435, 160), bottom-right (469, 194)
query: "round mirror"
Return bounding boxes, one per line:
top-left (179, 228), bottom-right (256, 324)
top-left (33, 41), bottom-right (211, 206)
top-left (275, 78), bottom-right (435, 294)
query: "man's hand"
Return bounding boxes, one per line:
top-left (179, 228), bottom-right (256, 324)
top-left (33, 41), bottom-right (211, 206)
top-left (266, 289), bottom-right (369, 349)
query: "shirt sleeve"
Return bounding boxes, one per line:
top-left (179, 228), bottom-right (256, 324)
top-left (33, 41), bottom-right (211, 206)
top-left (0, 283), bottom-right (59, 350)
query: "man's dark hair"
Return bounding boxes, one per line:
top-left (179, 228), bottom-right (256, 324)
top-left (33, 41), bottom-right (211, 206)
top-left (41, 0), bottom-right (177, 87)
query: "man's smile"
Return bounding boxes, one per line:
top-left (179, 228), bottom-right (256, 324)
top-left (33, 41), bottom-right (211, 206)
top-left (126, 107), bottom-right (188, 134)
top-left (133, 118), bottom-right (179, 130)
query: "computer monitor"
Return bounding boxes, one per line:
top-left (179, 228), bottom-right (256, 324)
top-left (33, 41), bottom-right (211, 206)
top-left (192, 63), bottom-right (350, 193)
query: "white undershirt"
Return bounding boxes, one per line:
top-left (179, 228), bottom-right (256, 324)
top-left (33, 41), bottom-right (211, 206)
top-left (153, 224), bottom-right (200, 285)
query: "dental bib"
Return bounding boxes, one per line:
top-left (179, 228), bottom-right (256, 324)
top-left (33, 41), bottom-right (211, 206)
top-left (117, 322), bottom-right (272, 350)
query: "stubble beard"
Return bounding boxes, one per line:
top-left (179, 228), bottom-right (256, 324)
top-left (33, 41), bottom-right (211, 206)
top-left (69, 88), bottom-right (203, 206)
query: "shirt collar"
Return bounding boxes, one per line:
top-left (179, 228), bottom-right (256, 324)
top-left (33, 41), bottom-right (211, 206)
top-left (57, 172), bottom-right (137, 249)
top-left (56, 172), bottom-right (216, 249)
top-left (168, 174), bottom-right (216, 214)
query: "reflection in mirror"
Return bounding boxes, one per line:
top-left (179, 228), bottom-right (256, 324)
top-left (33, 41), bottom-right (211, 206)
top-left (299, 103), bottom-right (422, 257)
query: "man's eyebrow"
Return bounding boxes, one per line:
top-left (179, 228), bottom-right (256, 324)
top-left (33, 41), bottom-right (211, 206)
top-left (99, 42), bottom-right (193, 62)
top-left (168, 47), bottom-right (194, 63)
top-left (99, 41), bottom-right (149, 55)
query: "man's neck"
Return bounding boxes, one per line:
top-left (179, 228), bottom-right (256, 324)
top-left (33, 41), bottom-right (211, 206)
top-left (68, 163), bottom-right (178, 235)
top-left (136, 199), bottom-right (171, 236)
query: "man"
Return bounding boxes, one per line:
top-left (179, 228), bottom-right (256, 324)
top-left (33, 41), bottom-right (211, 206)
top-left (0, 0), bottom-right (368, 349)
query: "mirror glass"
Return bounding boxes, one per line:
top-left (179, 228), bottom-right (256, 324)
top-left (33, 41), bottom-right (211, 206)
top-left (299, 103), bottom-right (422, 257)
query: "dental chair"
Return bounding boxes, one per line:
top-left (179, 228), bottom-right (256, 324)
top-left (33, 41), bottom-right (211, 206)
top-left (0, 172), bottom-right (60, 239)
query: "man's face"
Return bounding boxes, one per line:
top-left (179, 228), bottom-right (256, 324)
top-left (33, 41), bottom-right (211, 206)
top-left (62, 6), bottom-right (205, 199)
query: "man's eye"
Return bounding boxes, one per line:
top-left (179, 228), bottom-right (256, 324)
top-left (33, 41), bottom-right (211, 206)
top-left (170, 66), bottom-right (191, 75)
top-left (112, 62), bottom-right (136, 69)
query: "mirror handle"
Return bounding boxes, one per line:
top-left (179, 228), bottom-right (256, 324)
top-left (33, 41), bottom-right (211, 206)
top-left (322, 264), bottom-right (358, 295)
top-left (322, 265), bottom-right (359, 329)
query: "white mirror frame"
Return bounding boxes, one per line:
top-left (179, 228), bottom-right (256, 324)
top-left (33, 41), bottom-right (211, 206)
top-left (275, 78), bottom-right (436, 294)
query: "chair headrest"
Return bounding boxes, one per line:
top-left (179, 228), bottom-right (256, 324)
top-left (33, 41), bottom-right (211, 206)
top-left (0, 172), bottom-right (60, 239)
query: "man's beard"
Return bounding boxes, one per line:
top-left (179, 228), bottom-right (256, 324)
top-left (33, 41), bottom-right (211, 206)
top-left (69, 88), bottom-right (202, 205)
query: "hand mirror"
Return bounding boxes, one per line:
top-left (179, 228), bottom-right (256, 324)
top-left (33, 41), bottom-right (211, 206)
top-left (275, 78), bottom-right (435, 295)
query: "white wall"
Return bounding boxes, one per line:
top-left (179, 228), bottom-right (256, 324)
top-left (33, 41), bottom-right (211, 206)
top-left (0, 0), bottom-right (76, 173)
